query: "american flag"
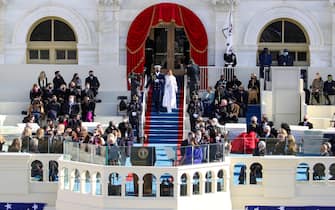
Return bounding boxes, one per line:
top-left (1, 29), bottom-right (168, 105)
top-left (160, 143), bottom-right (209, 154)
top-left (222, 0), bottom-right (234, 54)
top-left (0, 203), bottom-right (45, 210)
top-left (246, 206), bottom-right (334, 210)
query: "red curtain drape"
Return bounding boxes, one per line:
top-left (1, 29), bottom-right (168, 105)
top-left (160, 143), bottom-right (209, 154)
top-left (126, 3), bottom-right (208, 89)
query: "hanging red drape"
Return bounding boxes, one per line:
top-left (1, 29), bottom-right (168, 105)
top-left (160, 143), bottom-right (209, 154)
top-left (126, 3), bottom-right (208, 89)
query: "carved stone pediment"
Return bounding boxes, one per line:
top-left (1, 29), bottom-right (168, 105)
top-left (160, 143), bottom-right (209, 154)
top-left (98, 0), bottom-right (121, 9)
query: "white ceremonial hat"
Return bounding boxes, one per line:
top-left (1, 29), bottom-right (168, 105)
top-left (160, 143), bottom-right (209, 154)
top-left (154, 65), bottom-right (161, 69)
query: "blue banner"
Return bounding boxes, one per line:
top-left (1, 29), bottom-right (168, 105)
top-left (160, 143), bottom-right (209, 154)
top-left (0, 203), bottom-right (45, 210)
top-left (246, 206), bottom-right (335, 210)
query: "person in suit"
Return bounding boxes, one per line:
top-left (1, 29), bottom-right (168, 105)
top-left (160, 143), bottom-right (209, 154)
top-left (186, 59), bottom-right (200, 97)
top-left (85, 70), bottom-right (100, 97)
top-left (52, 71), bottom-right (66, 91)
top-left (61, 95), bottom-right (80, 119)
top-left (223, 48), bottom-right (237, 67)
top-left (258, 48), bottom-right (272, 79)
top-left (148, 65), bottom-right (165, 114)
top-left (278, 49), bottom-right (293, 66)
top-left (298, 114), bottom-right (313, 129)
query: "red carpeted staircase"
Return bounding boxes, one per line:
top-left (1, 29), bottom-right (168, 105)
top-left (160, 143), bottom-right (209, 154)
top-left (144, 76), bottom-right (184, 145)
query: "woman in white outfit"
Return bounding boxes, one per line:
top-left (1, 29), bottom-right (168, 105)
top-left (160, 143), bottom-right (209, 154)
top-left (163, 69), bottom-right (178, 113)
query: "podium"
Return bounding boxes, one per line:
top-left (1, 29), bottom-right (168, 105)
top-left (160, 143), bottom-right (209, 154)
top-left (130, 146), bottom-right (156, 166)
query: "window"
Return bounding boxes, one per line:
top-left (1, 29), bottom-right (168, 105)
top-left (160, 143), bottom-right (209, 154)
top-left (258, 19), bottom-right (309, 66)
top-left (27, 17), bottom-right (77, 64)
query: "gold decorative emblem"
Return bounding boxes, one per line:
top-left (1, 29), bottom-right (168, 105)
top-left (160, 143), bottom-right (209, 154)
top-left (137, 147), bottom-right (149, 159)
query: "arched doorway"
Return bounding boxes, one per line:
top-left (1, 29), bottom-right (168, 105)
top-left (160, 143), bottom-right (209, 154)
top-left (126, 3), bottom-right (208, 88)
top-left (257, 18), bottom-right (309, 66)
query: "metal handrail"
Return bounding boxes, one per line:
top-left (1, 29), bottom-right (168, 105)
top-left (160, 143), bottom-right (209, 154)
top-left (139, 74), bottom-right (148, 142)
top-left (182, 73), bottom-right (187, 140)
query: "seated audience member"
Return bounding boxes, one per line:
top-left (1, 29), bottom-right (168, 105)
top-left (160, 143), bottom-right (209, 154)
top-left (227, 98), bottom-right (239, 123)
top-left (71, 73), bottom-right (82, 90)
top-left (253, 141), bottom-right (266, 156)
top-left (298, 114), bottom-right (313, 129)
top-left (42, 83), bottom-right (54, 105)
top-left (227, 75), bottom-right (242, 91)
top-left (247, 73), bottom-right (260, 104)
top-left (215, 99), bottom-right (230, 125)
top-left (320, 142), bottom-right (331, 156)
top-left (260, 125), bottom-right (275, 138)
top-left (61, 95), bottom-right (80, 119)
top-left (273, 128), bottom-right (288, 155)
top-left (201, 86), bottom-right (215, 117)
top-left (215, 74), bottom-right (227, 90)
top-left (46, 95), bottom-right (61, 121)
top-left (30, 83), bottom-right (43, 103)
top-left (28, 99), bottom-right (44, 124)
top-left (234, 85), bottom-right (248, 117)
top-left (52, 71), bottom-right (66, 91)
top-left (67, 114), bottom-right (82, 131)
top-left (38, 71), bottom-right (48, 90)
top-left (35, 128), bottom-right (48, 153)
top-left (311, 72), bottom-right (323, 104)
top-left (181, 132), bottom-right (194, 157)
top-left (8, 138), bottom-right (21, 152)
top-left (323, 74), bottom-right (335, 105)
top-left (67, 81), bottom-right (81, 103)
top-left (55, 84), bottom-right (68, 103)
top-left (21, 126), bottom-right (33, 152)
top-left (247, 116), bottom-right (262, 136)
top-left (286, 134), bottom-right (297, 155)
top-left (104, 121), bottom-right (118, 135)
top-left (81, 83), bottom-right (95, 101)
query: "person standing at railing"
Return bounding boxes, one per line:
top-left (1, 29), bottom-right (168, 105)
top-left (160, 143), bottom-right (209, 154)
top-left (186, 59), bottom-right (200, 98)
top-left (258, 48), bottom-right (272, 79)
top-left (223, 48), bottom-right (237, 67)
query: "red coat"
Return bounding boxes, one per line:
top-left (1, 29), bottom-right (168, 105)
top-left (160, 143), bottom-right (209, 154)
top-left (231, 132), bottom-right (259, 154)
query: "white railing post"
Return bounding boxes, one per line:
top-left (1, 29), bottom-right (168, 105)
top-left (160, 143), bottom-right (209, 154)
top-left (139, 74), bottom-right (148, 142)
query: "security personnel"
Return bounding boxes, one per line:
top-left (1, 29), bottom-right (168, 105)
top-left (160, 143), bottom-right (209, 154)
top-left (187, 94), bottom-right (203, 132)
top-left (127, 95), bottom-right (141, 140)
top-left (147, 65), bottom-right (165, 114)
top-left (186, 59), bottom-right (200, 98)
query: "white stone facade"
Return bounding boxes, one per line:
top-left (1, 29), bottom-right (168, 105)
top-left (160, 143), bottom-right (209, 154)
top-left (0, 0), bottom-right (334, 120)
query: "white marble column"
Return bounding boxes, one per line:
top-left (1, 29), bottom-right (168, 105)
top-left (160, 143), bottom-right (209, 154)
top-left (330, 0), bottom-right (335, 67)
top-left (0, 0), bottom-right (7, 63)
top-left (98, 0), bottom-right (121, 65)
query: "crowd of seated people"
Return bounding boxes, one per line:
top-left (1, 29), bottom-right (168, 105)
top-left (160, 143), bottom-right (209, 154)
top-left (308, 72), bottom-right (335, 105)
top-left (191, 73), bottom-right (260, 126)
top-left (180, 117), bottom-right (228, 165)
top-left (25, 70), bottom-right (101, 126)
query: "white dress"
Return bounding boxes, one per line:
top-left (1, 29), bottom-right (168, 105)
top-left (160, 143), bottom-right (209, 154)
top-left (162, 74), bottom-right (178, 113)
